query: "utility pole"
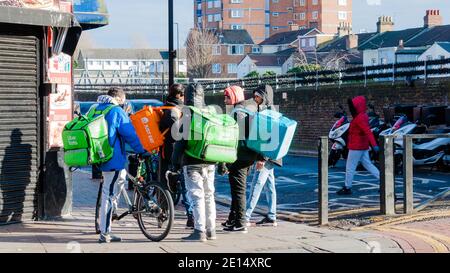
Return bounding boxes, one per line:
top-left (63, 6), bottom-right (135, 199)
top-left (174, 22), bottom-right (180, 77)
top-left (168, 0), bottom-right (175, 87)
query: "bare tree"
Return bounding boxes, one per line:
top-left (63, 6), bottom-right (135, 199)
top-left (320, 50), bottom-right (359, 71)
top-left (185, 28), bottom-right (218, 79)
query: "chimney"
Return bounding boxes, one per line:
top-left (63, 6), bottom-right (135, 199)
top-left (346, 34), bottom-right (358, 51)
top-left (424, 10), bottom-right (442, 28)
top-left (377, 16), bottom-right (394, 33)
top-left (290, 24), bottom-right (300, 31)
top-left (338, 22), bottom-right (352, 37)
top-left (398, 39), bottom-right (404, 49)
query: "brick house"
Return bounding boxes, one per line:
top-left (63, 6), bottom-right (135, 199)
top-left (210, 29), bottom-right (256, 78)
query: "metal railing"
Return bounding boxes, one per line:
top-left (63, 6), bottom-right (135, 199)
top-left (318, 134), bottom-right (450, 225)
top-left (75, 58), bottom-right (450, 94)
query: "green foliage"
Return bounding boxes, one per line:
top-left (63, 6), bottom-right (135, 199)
top-left (244, 71), bottom-right (259, 78)
top-left (287, 64), bottom-right (322, 74)
top-left (262, 71), bottom-right (276, 77)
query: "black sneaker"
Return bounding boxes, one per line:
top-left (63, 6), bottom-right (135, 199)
top-left (186, 214), bottom-right (194, 229)
top-left (223, 225), bottom-right (248, 233)
top-left (221, 220), bottom-right (234, 228)
top-left (337, 186), bottom-right (352, 195)
top-left (256, 217), bottom-right (277, 227)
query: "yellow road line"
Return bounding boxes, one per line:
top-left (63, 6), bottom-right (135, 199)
top-left (374, 226), bottom-right (448, 253)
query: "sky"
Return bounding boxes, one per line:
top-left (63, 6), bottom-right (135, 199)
top-left (82, 0), bottom-right (450, 49)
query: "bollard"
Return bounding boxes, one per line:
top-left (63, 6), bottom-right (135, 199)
top-left (318, 137), bottom-right (328, 226)
top-left (379, 135), bottom-right (395, 215)
top-left (403, 135), bottom-right (414, 214)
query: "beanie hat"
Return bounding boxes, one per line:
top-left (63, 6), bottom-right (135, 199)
top-left (224, 86), bottom-right (245, 105)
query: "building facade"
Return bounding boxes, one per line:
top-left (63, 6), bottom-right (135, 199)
top-left (194, 0), bottom-right (352, 43)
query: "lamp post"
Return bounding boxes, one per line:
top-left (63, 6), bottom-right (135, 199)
top-left (168, 0), bottom-right (175, 87)
top-left (174, 22), bottom-right (180, 78)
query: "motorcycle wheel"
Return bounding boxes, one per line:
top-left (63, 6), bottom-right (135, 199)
top-left (328, 149), bottom-right (342, 167)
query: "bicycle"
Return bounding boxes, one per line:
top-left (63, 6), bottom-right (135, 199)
top-left (94, 154), bottom-right (175, 242)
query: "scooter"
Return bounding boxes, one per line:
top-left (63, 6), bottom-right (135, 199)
top-left (368, 104), bottom-right (389, 162)
top-left (328, 105), bottom-right (350, 167)
top-left (379, 114), bottom-right (450, 171)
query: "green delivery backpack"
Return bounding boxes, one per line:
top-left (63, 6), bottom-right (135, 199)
top-left (62, 105), bottom-right (118, 167)
top-left (185, 106), bottom-right (239, 163)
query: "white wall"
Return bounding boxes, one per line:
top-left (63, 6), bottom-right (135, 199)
top-left (363, 47), bottom-right (397, 66)
top-left (82, 58), bottom-right (187, 74)
top-left (237, 56), bottom-right (255, 78)
top-left (261, 45), bottom-right (289, 54)
top-left (419, 44), bottom-right (450, 61)
top-left (396, 54), bottom-right (420, 64)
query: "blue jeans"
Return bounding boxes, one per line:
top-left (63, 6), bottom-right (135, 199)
top-left (180, 173), bottom-right (193, 217)
top-left (245, 161), bottom-right (277, 221)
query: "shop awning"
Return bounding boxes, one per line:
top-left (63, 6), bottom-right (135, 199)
top-left (73, 0), bottom-right (109, 30)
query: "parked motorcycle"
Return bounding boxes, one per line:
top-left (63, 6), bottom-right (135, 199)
top-left (379, 114), bottom-right (450, 172)
top-left (328, 105), bottom-right (350, 167)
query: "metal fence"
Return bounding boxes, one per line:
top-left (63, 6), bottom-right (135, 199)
top-left (75, 58), bottom-right (450, 94)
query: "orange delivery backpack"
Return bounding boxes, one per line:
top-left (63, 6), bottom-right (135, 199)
top-left (130, 106), bottom-right (176, 152)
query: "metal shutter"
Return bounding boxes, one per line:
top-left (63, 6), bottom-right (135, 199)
top-left (0, 35), bottom-right (39, 224)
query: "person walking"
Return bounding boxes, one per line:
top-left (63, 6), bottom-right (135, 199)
top-left (219, 86), bottom-right (258, 233)
top-left (96, 87), bottom-right (146, 243)
top-left (245, 85), bottom-right (282, 227)
top-left (171, 83), bottom-right (217, 242)
top-left (337, 96), bottom-right (380, 195)
top-left (159, 84), bottom-right (194, 228)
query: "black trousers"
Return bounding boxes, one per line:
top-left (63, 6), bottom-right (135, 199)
top-left (227, 159), bottom-right (254, 227)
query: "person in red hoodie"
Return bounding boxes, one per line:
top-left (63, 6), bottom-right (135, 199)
top-left (337, 96), bottom-right (380, 195)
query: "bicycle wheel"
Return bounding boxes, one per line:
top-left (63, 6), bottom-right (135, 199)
top-left (136, 182), bottom-right (174, 242)
top-left (94, 181), bottom-right (103, 234)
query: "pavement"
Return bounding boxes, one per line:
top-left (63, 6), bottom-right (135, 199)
top-left (0, 155), bottom-right (449, 253)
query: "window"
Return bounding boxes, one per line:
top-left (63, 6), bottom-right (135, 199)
top-left (381, 58), bottom-right (387, 64)
top-left (300, 0), bottom-right (306, 6)
top-left (197, 3), bottom-right (201, 10)
top-left (106, 61), bottom-right (111, 66)
top-left (309, 38), bottom-right (316, 47)
top-left (214, 14), bottom-right (221, 21)
top-left (295, 12), bottom-right (306, 20)
top-left (228, 45), bottom-right (244, 55)
top-left (426, 55), bottom-right (433, 61)
top-left (212, 45), bottom-right (221, 55)
top-left (231, 24), bottom-right (243, 30)
top-left (312, 0), bottom-right (318, 5)
top-left (252, 46), bottom-right (261, 53)
top-left (338, 11), bottom-right (347, 20)
top-left (88, 61), bottom-right (94, 66)
top-left (371, 58), bottom-right (377, 65)
top-left (198, 16), bottom-right (202, 23)
top-left (272, 0), bottom-right (279, 3)
top-left (312, 11), bottom-right (319, 19)
top-left (273, 12), bottom-right (279, 17)
top-left (231, 0), bottom-right (242, 3)
top-left (114, 61), bottom-right (120, 66)
top-left (231, 9), bottom-right (243, 18)
top-left (439, 55), bottom-right (446, 60)
top-left (287, 7), bottom-right (293, 12)
top-left (214, 0), bottom-right (221, 8)
top-left (301, 39), bottom-right (306, 47)
top-left (273, 26), bottom-right (279, 30)
top-left (212, 63), bottom-right (222, 74)
top-left (208, 1), bottom-right (213, 9)
top-left (208, 15), bottom-right (213, 22)
top-left (288, 21), bottom-right (294, 25)
top-left (228, 63), bottom-right (238, 74)
top-left (338, 0), bottom-right (347, 6)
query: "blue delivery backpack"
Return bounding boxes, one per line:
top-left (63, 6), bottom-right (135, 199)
top-left (232, 108), bottom-right (297, 160)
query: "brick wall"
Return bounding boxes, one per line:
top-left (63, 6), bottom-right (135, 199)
top-left (75, 78), bottom-right (450, 152)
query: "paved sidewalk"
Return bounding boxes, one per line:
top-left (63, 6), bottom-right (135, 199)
top-left (0, 170), bottom-right (403, 253)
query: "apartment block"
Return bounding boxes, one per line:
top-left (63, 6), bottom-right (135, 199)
top-left (194, 0), bottom-right (352, 45)
top-left (194, 0), bottom-right (267, 43)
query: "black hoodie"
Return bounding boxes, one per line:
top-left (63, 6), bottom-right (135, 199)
top-left (253, 85), bottom-right (283, 167)
top-left (171, 84), bottom-right (215, 169)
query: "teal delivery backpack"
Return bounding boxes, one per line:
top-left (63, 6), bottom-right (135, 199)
top-left (243, 109), bottom-right (297, 160)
